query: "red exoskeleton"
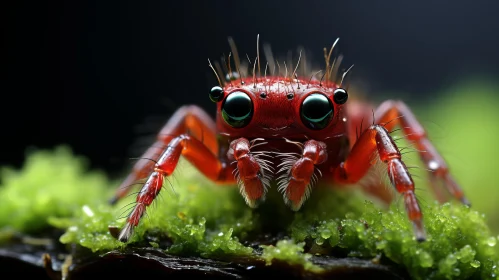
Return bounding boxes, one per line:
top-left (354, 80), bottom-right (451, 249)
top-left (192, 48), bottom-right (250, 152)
top-left (111, 36), bottom-right (470, 243)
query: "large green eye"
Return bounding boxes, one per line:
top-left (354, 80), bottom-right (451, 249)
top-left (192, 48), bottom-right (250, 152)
top-left (300, 93), bottom-right (334, 130)
top-left (222, 91), bottom-right (253, 128)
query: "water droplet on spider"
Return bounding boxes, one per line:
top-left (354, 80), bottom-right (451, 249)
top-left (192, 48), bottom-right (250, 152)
top-left (428, 160), bottom-right (439, 171)
top-left (246, 266), bottom-right (255, 270)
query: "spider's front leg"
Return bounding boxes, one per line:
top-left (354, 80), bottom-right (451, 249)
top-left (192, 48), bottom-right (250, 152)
top-left (110, 105), bottom-right (221, 204)
top-left (333, 124), bottom-right (427, 241)
top-left (114, 105), bottom-right (236, 242)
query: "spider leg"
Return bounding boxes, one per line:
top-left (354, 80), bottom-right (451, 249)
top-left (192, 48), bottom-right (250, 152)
top-left (374, 100), bottom-right (469, 205)
top-left (114, 105), bottom-right (236, 242)
top-left (110, 105), bottom-right (224, 204)
top-left (333, 124), bottom-right (426, 241)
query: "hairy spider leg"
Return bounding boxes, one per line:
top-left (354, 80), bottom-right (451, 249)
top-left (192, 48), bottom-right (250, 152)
top-left (374, 101), bottom-right (469, 206)
top-left (110, 105), bottom-right (220, 204)
top-left (340, 101), bottom-right (395, 204)
top-left (333, 124), bottom-right (426, 241)
top-left (115, 105), bottom-right (236, 242)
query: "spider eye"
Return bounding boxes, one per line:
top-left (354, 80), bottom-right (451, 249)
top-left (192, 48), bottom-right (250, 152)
top-left (333, 88), bottom-right (348, 104)
top-left (300, 93), bottom-right (334, 130)
top-left (222, 91), bottom-right (253, 128)
top-left (209, 86), bottom-right (224, 102)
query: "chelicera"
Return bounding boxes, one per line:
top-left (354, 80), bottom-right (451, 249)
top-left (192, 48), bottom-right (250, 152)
top-left (111, 36), bottom-right (469, 243)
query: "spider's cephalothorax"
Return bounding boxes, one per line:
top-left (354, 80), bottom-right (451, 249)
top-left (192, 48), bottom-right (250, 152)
top-left (112, 35), bottom-right (469, 243)
top-left (213, 76), bottom-right (350, 210)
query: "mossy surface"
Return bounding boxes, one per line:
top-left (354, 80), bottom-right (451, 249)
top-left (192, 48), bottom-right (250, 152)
top-left (0, 146), bottom-right (111, 234)
top-left (1, 148), bottom-right (498, 279)
top-left (2, 81), bottom-right (499, 279)
top-left (49, 159), bottom-right (256, 257)
top-left (261, 240), bottom-right (323, 272)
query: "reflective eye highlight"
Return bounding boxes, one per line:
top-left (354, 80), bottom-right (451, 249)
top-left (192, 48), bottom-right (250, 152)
top-left (222, 91), bottom-right (253, 128)
top-left (300, 93), bottom-right (334, 130)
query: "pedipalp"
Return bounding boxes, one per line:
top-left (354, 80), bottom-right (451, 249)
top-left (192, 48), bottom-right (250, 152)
top-left (227, 138), bottom-right (273, 208)
top-left (277, 140), bottom-right (328, 211)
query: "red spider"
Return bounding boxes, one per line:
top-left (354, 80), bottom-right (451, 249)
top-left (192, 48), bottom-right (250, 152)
top-left (111, 36), bottom-right (469, 243)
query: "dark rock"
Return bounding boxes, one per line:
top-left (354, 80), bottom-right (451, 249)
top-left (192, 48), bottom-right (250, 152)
top-left (0, 232), bottom-right (409, 280)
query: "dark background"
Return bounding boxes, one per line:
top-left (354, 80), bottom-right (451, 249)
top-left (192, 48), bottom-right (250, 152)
top-left (3, 0), bottom-right (499, 178)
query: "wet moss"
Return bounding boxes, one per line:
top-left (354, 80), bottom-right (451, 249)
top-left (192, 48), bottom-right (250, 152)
top-left (292, 197), bottom-right (499, 279)
top-left (261, 240), bottom-right (323, 272)
top-left (1, 147), bottom-right (498, 279)
top-left (49, 157), bottom-right (257, 257)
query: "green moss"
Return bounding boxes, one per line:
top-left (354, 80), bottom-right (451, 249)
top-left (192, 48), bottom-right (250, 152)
top-left (4, 147), bottom-right (499, 279)
top-left (261, 240), bottom-right (323, 272)
top-left (0, 146), bottom-right (111, 234)
top-left (50, 158), bottom-right (257, 257)
top-left (3, 80), bottom-right (499, 279)
top-left (291, 196), bottom-right (499, 279)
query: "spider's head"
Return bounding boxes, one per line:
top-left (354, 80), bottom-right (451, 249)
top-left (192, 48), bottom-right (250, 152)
top-left (209, 77), bottom-right (349, 140)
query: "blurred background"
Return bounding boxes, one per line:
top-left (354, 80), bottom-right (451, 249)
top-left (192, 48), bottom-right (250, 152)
top-left (3, 1), bottom-right (499, 229)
